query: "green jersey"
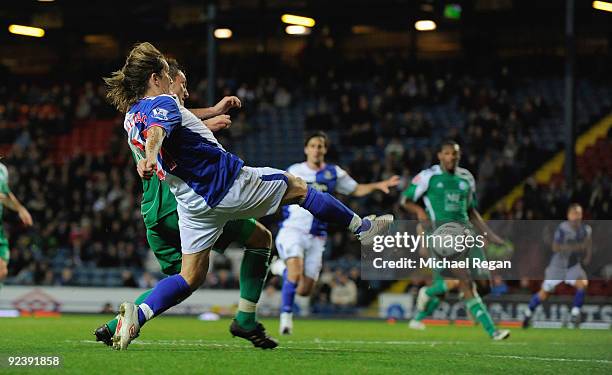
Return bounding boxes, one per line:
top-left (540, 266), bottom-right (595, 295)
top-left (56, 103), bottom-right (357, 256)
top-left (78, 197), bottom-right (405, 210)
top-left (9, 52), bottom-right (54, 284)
top-left (402, 164), bottom-right (477, 224)
top-left (129, 148), bottom-right (177, 229)
top-left (0, 162), bottom-right (10, 244)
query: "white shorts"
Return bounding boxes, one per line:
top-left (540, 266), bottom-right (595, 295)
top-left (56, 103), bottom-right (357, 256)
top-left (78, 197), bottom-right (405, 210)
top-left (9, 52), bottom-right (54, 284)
top-left (275, 227), bottom-right (326, 280)
top-left (178, 166), bottom-right (288, 253)
top-left (542, 264), bottom-right (587, 292)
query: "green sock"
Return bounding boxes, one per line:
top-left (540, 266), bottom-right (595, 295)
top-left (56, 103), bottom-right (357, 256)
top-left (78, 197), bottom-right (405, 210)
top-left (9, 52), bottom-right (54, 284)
top-left (425, 279), bottom-right (448, 297)
top-left (235, 248), bottom-right (271, 330)
top-left (465, 297), bottom-right (496, 337)
top-left (106, 289), bottom-right (153, 333)
top-left (415, 296), bottom-right (440, 321)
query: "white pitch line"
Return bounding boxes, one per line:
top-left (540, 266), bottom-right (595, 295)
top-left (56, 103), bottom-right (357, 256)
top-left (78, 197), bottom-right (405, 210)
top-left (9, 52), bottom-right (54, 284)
top-left (474, 354), bottom-right (612, 365)
top-left (71, 340), bottom-right (611, 364)
top-left (296, 339), bottom-right (529, 346)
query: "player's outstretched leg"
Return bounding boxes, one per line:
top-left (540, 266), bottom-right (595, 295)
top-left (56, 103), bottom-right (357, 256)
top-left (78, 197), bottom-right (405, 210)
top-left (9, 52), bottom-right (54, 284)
top-left (283, 175), bottom-right (394, 244)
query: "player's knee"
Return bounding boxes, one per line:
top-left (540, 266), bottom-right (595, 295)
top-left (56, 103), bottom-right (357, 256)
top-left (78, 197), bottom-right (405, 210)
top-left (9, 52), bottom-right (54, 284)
top-left (285, 262), bottom-right (303, 283)
top-left (576, 280), bottom-right (588, 289)
top-left (297, 281), bottom-right (314, 296)
top-left (282, 174), bottom-right (308, 204)
top-left (446, 279), bottom-right (460, 290)
top-left (291, 174), bottom-right (308, 194)
top-left (0, 263), bottom-right (7, 281)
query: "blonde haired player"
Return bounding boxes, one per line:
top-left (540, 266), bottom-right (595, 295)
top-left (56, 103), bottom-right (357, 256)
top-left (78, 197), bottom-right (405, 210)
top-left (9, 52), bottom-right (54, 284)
top-left (104, 42), bottom-right (394, 350)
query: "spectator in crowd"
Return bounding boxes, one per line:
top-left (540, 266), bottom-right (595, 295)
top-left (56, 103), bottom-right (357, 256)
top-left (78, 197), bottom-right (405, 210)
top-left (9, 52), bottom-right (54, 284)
top-left (330, 271), bottom-right (358, 313)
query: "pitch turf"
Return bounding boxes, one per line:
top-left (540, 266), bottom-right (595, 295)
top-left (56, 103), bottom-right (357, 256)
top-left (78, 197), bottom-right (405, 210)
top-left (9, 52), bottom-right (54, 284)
top-left (0, 315), bottom-right (611, 374)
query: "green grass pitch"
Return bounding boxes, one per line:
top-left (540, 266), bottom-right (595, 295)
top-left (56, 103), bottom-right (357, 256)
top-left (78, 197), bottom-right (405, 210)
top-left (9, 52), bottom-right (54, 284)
top-left (0, 315), bottom-right (610, 374)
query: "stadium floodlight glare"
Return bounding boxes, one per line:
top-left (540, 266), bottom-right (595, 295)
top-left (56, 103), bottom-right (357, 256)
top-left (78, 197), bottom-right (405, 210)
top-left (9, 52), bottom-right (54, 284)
top-left (281, 14), bottom-right (315, 27)
top-left (285, 25), bottom-right (311, 35)
top-left (8, 24), bottom-right (45, 38)
top-left (214, 28), bottom-right (233, 39)
top-left (593, 1), bottom-right (612, 12)
top-left (415, 20), bottom-right (437, 31)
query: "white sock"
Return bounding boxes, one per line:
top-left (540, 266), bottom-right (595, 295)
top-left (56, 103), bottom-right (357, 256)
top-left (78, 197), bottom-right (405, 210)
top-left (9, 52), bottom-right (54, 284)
top-left (139, 303), bottom-right (154, 321)
top-left (238, 298), bottom-right (257, 313)
top-left (349, 214), bottom-right (363, 233)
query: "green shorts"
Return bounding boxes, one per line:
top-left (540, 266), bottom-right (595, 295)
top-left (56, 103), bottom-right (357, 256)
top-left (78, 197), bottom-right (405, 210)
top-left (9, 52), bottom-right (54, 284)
top-left (0, 242), bottom-right (9, 263)
top-left (146, 212), bottom-right (257, 275)
top-left (427, 221), bottom-right (490, 281)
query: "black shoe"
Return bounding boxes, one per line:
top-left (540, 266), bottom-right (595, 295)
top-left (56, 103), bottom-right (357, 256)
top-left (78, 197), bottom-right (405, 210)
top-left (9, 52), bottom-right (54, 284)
top-left (522, 315), bottom-right (531, 329)
top-left (230, 320), bottom-right (278, 349)
top-left (94, 324), bottom-right (113, 346)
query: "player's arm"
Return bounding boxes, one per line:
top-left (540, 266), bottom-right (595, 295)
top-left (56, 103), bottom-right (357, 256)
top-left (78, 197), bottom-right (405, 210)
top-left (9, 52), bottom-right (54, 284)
top-left (141, 126), bottom-right (166, 180)
top-left (351, 175), bottom-right (400, 197)
top-left (202, 114), bottom-right (232, 132)
top-left (1, 192), bottom-right (33, 226)
top-left (141, 96), bottom-right (182, 179)
top-left (402, 199), bottom-right (428, 222)
top-left (551, 229), bottom-right (586, 252)
top-left (399, 180), bottom-right (430, 256)
top-left (468, 208), bottom-right (504, 245)
top-left (582, 230), bottom-right (593, 265)
top-left (552, 242), bottom-right (580, 252)
top-left (399, 172), bottom-right (430, 221)
top-left (188, 96), bottom-right (241, 120)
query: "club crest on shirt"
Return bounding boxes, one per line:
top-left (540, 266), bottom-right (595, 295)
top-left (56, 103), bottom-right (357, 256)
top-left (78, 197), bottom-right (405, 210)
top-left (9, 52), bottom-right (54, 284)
top-left (324, 170), bottom-right (333, 180)
top-left (151, 107), bottom-right (169, 121)
top-left (459, 181), bottom-right (467, 190)
top-left (309, 182), bottom-right (329, 192)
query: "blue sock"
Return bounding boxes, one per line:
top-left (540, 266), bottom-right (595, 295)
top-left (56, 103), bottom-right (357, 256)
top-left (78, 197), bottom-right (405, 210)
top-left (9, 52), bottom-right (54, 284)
top-left (300, 187), bottom-right (360, 231)
top-left (281, 269), bottom-right (297, 313)
top-left (573, 289), bottom-right (585, 308)
top-left (528, 293), bottom-right (541, 312)
top-left (137, 275), bottom-right (192, 326)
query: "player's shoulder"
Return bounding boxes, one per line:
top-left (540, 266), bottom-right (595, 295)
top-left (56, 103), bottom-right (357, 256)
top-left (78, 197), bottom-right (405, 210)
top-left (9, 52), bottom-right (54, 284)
top-left (0, 162), bottom-right (7, 176)
top-left (456, 167), bottom-right (475, 181)
top-left (146, 95), bottom-right (181, 122)
top-left (558, 221), bottom-right (572, 231)
top-left (414, 165), bottom-right (442, 181)
top-left (148, 94), bottom-right (180, 108)
top-left (287, 162), bottom-right (307, 174)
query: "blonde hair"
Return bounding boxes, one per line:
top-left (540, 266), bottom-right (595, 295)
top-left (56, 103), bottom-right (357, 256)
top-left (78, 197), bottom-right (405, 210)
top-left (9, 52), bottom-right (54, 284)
top-left (104, 42), bottom-right (166, 112)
